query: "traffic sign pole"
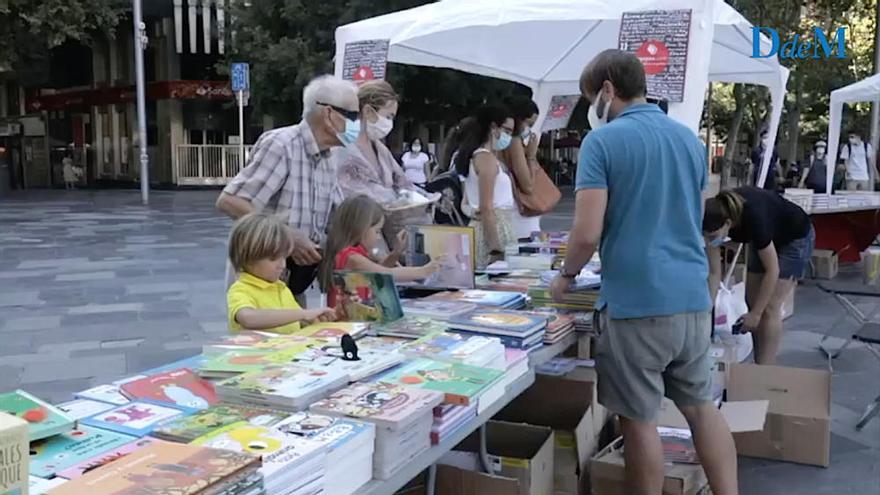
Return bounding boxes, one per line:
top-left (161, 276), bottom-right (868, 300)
top-left (238, 90), bottom-right (245, 170)
top-left (230, 62), bottom-right (250, 171)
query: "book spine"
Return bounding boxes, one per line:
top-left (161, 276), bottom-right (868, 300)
top-left (0, 416), bottom-right (28, 495)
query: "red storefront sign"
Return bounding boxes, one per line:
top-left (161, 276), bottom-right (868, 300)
top-left (25, 80), bottom-right (234, 112)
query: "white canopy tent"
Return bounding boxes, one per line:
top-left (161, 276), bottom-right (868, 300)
top-left (334, 0), bottom-right (789, 188)
top-left (825, 74), bottom-right (880, 194)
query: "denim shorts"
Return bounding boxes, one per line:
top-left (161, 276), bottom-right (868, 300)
top-left (748, 225), bottom-right (815, 279)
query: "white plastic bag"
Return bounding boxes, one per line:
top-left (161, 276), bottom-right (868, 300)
top-left (714, 282), bottom-right (748, 336)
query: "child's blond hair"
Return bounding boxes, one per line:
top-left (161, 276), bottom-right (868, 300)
top-left (228, 212), bottom-right (292, 272)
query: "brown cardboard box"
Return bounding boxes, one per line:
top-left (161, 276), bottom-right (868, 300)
top-left (811, 249), bottom-right (839, 280)
top-left (496, 371), bottom-right (597, 495)
top-left (728, 363), bottom-right (831, 467)
top-left (439, 420), bottom-right (554, 495)
top-left (591, 399), bottom-right (768, 495)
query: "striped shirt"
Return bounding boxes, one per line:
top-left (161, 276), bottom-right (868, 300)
top-left (223, 122), bottom-right (342, 245)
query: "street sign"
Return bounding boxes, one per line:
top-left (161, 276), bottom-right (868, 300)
top-left (231, 62), bottom-right (250, 92)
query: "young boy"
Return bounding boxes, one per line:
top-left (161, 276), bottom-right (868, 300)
top-left (227, 212), bottom-right (336, 334)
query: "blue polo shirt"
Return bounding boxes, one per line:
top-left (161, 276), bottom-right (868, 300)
top-left (576, 104), bottom-right (711, 319)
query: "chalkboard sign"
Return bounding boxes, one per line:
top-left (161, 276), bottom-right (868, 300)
top-left (342, 39), bottom-right (390, 84)
top-left (618, 9), bottom-right (692, 103)
top-left (541, 95), bottom-right (582, 133)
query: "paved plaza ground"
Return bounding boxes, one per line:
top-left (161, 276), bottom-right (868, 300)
top-left (0, 189), bottom-right (878, 494)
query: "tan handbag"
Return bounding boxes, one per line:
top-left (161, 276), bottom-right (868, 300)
top-left (511, 161), bottom-right (561, 216)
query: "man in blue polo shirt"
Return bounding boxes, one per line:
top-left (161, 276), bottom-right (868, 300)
top-left (550, 50), bottom-right (737, 495)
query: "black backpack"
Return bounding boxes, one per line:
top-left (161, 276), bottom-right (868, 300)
top-left (424, 168), bottom-right (469, 226)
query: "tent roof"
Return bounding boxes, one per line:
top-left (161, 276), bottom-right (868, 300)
top-left (830, 73), bottom-right (880, 105)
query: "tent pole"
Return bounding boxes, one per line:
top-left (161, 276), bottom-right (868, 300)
top-left (870, 0), bottom-right (880, 186)
top-left (706, 83), bottom-right (713, 172)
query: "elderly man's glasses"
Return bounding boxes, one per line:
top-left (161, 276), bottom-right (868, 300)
top-left (318, 102), bottom-right (359, 121)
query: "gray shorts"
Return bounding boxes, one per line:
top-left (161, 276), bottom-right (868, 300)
top-left (595, 310), bottom-right (713, 422)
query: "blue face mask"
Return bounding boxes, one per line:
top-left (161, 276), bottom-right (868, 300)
top-left (337, 118), bottom-right (360, 146)
top-left (708, 236), bottom-right (730, 248)
top-left (495, 131), bottom-right (512, 151)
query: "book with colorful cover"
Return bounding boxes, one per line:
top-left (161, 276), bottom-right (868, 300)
top-left (376, 358), bottom-right (503, 406)
top-left (402, 224), bottom-right (476, 290)
top-left (273, 412), bottom-right (372, 450)
top-left (332, 271), bottom-right (404, 323)
top-left (74, 384), bottom-right (129, 406)
top-left (79, 400), bottom-right (194, 438)
top-left (140, 354), bottom-right (209, 376)
top-left (203, 331), bottom-right (281, 354)
top-left (216, 364), bottom-right (348, 409)
top-left (403, 332), bottom-right (501, 364)
top-left (29, 475), bottom-right (67, 494)
top-left (452, 328), bottom-right (545, 349)
top-left (0, 412), bottom-right (28, 495)
top-left (293, 322), bottom-right (371, 343)
top-left (46, 442), bottom-right (260, 495)
top-left (205, 334), bottom-right (322, 356)
top-left (120, 368), bottom-right (217, 410)
top-left (0, 390), bottom-right (74, 442)
top-left (401, 299), bottom-right (478, 320)
top-left (658, 427), bottom-right (700, 464)
top-left (192, 422), bottom-right (324, 474)
top-left (28, 426), bottom-right (135, 479)
top-left (309, 382), bottom-right (443, 430)
top-left (56, 437), bottom-right (159, 479)
top-left (151, 403), bottom-right (290, 443)
top-left (424, 290), bottom-right (524, 308)
top-left (55, 399), bottom-right (115, 422)
top-left (199, 340), bottom-right (319, 378)
top-left (356, 335), bottom-right (410, 353)
top-left (448, 310), bottom-right (547, 337)
top-left (371, 316), bottom-right (448, 339)
top-left (288, 343), bottom-right (404, 382)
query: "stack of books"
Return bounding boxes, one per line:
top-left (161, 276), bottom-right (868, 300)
top-left (119, 368), bottom-right (217, 410)
top-left (403, 331), bottom-right (507, 370)
top-left (29, 426), bottom-right (136, 479)
top-left (274, 412), bottom-right (376, 495)
top-left (376, 358), bottom-right (506, 408)
top-left (518, 231), bottom-right (569, 254)
top-left (528, 283), bottom-right (599, 312)
top-left (288, 344), bottom-right (405, 382)
top-left (47, 442), bottom-right (262, 495)
top-left (198, 342), bottom-right (318, 379)
top-left (216, 364), bottom-right (348, 412)
top-left (152, 403), bottom-right (291, 443)
top-left (430, 404), bottom-right (477, 444)
top-left (310, 382), bottom-right (443, 480)
top-left (503, 348), bottom-right (531, 388)
top-left (0, 412), bottom-right (29, 495)
top-left (193, 422), bottom-right (327, 495)
top-left (448, 309), bottom-right (548, 352)
top-left (400, 299), bottom-right (478, 320)
top-left (568, 311), bottom-right (595, 333)
top-left (539, 313), bottom-right (576, 344)
top-left (421, 289), bottom-right (527, 309)
top-left (371, 316), bottom-right (449, 339)
top-left (0, 390), bottom-right (75, 441)
top-left (477, 270), bottom-right (542, 293)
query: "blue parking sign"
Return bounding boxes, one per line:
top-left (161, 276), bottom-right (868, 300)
top-left (231, 63), bottom-right (249, 92)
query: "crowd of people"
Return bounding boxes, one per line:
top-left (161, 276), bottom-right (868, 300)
top-left (213, 48), bottom-right (839, 495)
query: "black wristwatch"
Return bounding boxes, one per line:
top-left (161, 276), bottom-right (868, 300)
top-left (489, 249), bottom-right (504, 256)
top-left (560, 269), bottom-right (579, 279)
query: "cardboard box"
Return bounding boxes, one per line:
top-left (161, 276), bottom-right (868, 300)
top-left (728, 363), bottom-right (831, 467)
top-left (496, 371), bottom-right (597, 495)
top-left (591, 399), bottom-right (768, 495)
top-left (864, 247), bottom-right (880, 286)
top-left (439, 420), bottom-right (554, 495)
top-left (811, 249), bottom-right (839, 280)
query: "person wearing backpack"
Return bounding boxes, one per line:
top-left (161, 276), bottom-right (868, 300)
top-left (839, 129), bottom-right (876, 191)
top-left (799, 140), bottom-right (830, 193)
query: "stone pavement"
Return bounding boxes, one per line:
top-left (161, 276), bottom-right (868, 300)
top-left (0, 189), bottom-right (878, 494)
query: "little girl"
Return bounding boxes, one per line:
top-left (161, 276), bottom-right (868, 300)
top-left (320, 195), bottom-right (442, 306)
top-left (227, 212), bottom-right (336, 334)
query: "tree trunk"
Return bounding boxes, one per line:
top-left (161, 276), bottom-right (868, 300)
top-left (784, 73), bottom-right (803, 166)
top-left (723, 84), bottom-right (746, 162)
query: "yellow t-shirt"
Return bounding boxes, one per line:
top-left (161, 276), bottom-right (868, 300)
top-left (227, 272), bottom-right (302, 334)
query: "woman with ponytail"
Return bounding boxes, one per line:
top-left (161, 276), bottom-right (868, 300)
top-left (703, 186), bottom-right (814, 364)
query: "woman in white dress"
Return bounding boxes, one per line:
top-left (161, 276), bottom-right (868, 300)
top-left (401, 138), bottom-right (431, 187)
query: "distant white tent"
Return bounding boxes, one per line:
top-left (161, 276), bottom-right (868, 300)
top-left (335, 0), bottom-right (789, 188)
top-left (825, 74), bottom-right (880, 194)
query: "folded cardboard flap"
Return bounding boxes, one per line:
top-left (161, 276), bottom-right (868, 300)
top-left (657, 398), bottom-right (768, 433)
top-left (436, 464), bottom-right (521, 495)
top-left (728, 364), bottom-right (831, 419)
top-left (590, 437), bottom-right (708, 495)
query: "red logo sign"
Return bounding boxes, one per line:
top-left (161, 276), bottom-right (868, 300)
top-left (636, 40), bottom-right (670, 75)
top-left (353, 66), bottom-right (375, 83)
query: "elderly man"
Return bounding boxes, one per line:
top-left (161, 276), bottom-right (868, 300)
top-left (550, 50), bottom-right (737, 495)
top-left (216, 75), bottom-right (360, 298)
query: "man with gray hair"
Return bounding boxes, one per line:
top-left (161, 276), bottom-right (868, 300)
top-left (217, 75), bottom-right (360, 297)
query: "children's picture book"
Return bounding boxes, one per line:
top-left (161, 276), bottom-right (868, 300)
top-left (139, 354), bottom-right (209, 376)
top-left (288, 343), bottom-right (404, 382)
top-left (0, 412), bottom-right (29, 495)
top-left (355, 335), bottom-right (411, 353)
top-left (56, 437), bottom-right (159, 479)
top-left (79, 400), bottom-right (193, 438)
top-left (371, 316), bottom-right (448, 339)
top-left (203, 331), bottom-right (281, 354)
top-left (151, 403), bottom-right (290, 443)
top-left (332, 271), bottom-right (403, 323)
top-left (217, 364), bottom-right (348, 407)
top-left (272, 411), bottom-right (372, 450)
top-left (294, 322), bottom-right (371, 343)
top-left (310, 381), bottom-right (443, 429)
top-left (46, 442), bottom-right (260, 495)
top-left (403, 225), bottom-right (476, 290)
top-left (199, 341), bottom-right (318, 378)
top-left (29, 426), bottom-right (135, 479)
top-left (73, 384), bottom-right (129, 406)
top-left (205, 334), bottom-right (322, 356)
top-left (377, 358), bottom-right (504, 406)
top-left (120, 368), bottom-right (217, 409)
top-left (0, 390), bottom-right (74, 441)
top-left (401, 299), bottom-right (478, 320)
top-left (55, 399), bottom-right (115, 421)
top-left (424, 289), bottom-right (525, 308)
top-left (448, 309), bottom-right (548, 337)
top-left (29, 475), bottom-right (67, 494)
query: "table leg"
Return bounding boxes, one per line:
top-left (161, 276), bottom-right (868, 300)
top-left (426, 463), bottom-right (436, 495)
top-left (479, 425), bottom-right (494, 474)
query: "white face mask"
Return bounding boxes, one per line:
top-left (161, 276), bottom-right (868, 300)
top-left (366, 114), bottom-right (394, 140)
top-left (815, 147), bottom-right (826, 158)
top-left (411, 144), bottom-right (421, 153)
top-left (850, 137), bottom-right (860, 144)
top-left (587, 93), bottom-right (612, 130)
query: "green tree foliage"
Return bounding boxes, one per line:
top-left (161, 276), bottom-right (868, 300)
top-left (0, 0), bottom-right (126, 73)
